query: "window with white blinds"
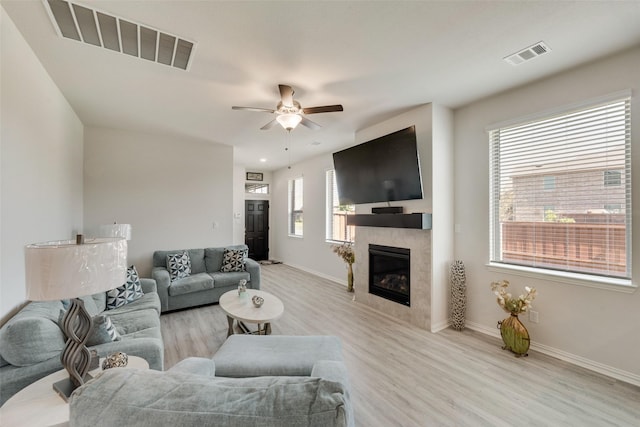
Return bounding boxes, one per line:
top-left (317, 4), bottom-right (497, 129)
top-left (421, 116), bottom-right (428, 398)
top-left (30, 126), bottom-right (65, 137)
top-left (489, 96), bottom-right (631, 279)
top-left (288, 177), bottom-right (303, 237)
top-left (326, 170), bottom-right (355, 243)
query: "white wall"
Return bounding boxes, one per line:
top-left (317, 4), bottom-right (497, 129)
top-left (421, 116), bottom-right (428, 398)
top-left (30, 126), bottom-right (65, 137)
top-left (271, 154), bottom-right (350, 284)
top-left (0, 8), bottom-right (84, 320)
top-left (431, 104), bottom-right (454, 331)
top-left (232, 163), bottom-right (246, 245)
top-left (83, 127), bottom-right (234, 277)
top-left (454, 46), bottom-right (640, 383)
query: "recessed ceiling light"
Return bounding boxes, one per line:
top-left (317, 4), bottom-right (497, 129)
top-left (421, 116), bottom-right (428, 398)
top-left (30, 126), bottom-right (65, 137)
top-left (259, 158), bottom-right (267, 163)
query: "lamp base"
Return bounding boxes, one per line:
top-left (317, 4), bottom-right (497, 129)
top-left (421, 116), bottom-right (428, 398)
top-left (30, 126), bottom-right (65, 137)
top-left (53, 374), bottom-right (93, 402)
top-left (57, 297), bottom-right (95, 402)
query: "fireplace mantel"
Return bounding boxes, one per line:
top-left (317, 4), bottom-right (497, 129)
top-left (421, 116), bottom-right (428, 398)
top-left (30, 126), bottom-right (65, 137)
top-left (347, 213), bottom-right (432, 229)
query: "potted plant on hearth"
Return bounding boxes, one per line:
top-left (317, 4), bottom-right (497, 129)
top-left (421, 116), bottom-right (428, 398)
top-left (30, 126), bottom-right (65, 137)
top-left (490, 280), bottom-right (537, 357)
top-left (332, 242), bottom-right (355, 292)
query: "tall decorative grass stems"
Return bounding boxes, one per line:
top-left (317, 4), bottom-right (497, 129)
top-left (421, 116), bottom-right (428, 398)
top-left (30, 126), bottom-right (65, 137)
top-left (490, 280), bottom-right (537, 357)
top-left (332, 242), bottom-right (355, 292)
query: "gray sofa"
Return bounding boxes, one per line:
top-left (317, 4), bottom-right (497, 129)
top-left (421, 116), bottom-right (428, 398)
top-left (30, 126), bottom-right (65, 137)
top-left (70, 335), bottom-right (353, 427)
top-left (0, 278), bottom-right (163, 406)
top-left (152, 245), bottom-right (261, 313)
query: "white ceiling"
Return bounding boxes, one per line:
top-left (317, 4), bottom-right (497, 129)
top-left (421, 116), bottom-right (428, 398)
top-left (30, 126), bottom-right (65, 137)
top-left (3, 0), bottom-right (640, 171)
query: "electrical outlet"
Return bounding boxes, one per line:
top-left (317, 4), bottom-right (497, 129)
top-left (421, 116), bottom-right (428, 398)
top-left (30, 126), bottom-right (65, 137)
top-left (529, 310), bottom-right (539, 324)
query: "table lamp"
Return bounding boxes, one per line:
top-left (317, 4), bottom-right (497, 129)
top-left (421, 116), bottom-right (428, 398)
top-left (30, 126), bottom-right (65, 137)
top-left (25, 235), bottom-right (127, 401)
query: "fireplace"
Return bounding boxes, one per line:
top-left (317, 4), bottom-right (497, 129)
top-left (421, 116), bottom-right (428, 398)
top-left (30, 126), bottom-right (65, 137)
top-left (369, 244), bottom-right (410, 306)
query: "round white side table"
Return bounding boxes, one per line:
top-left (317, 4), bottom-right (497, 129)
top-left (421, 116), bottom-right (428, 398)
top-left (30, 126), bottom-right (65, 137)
top-left (219, 289), bottom-right (284, 336)
top-left (0, 356), bottom-right (149, 427)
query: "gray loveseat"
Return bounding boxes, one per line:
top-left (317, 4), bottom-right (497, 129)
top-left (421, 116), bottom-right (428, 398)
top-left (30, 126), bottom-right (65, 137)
top-left (151, 245), bottom-right (261, 313)
top-left (0, 278), bottom-right (163, 406)
top-left (70, 335), bottom-right (354, 427)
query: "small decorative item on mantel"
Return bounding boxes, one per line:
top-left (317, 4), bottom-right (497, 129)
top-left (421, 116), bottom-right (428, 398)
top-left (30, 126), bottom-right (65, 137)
top-left (490, 280), bottom-right (537, 357)
top-left (332, 242), bottom-right (355, 292)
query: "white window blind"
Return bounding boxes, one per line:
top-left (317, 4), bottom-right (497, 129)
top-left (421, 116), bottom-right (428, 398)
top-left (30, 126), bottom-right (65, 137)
top-left (490, 96), bottom-right (631, 279)
top-left (245, 183), bottom-right (269, 194)
top-left (326, 170), bottom-right (355, 243)
top-left (288, 177), bottom-right (303, 236)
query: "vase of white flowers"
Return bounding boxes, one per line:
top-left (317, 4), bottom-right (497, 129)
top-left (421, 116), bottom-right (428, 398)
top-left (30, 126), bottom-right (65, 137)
top-left (490, 280), bottom-right (537, 357)
top-left (332, 243), bottom-right (355, 292)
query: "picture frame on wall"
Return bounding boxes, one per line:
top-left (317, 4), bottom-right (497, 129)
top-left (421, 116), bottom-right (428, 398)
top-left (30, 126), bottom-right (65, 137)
top-left (246, 172), bottom-right (263, 181)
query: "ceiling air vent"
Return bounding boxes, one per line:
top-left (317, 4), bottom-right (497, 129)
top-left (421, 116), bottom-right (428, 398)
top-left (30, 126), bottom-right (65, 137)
top-left (503, 41), bottom-right (550, 66)
top-left (44, 0), bottom-right (195, 70)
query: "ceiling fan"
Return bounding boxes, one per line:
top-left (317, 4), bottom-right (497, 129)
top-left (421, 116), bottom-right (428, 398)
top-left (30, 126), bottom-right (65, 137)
top-left (232, 84), bottom-right (343, 131)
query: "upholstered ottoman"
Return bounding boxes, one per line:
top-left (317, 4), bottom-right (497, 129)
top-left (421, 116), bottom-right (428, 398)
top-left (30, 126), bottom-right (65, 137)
top-left (212, 335), bottom-right (343, 377)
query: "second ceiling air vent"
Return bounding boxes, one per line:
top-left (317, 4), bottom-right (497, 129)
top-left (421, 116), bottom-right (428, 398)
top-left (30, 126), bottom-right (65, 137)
top-left (504, 41), bottom-right (551, 66)
top-left (45, 0), bottom-right (195, 70)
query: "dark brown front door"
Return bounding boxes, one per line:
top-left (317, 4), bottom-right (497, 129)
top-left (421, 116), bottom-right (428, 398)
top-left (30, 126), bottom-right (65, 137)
top-left (245, 200), bottom-right (269, 261)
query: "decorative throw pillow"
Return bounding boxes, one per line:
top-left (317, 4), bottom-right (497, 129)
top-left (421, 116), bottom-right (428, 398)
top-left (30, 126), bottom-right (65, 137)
top-left (106, 265), bottom-right (144, 310)
top-left (220, 248), bottom-right (248, 272)
top-left (87, 315), bottom-right (120, 346)
top-left (167, 251), bottom-right (191, 281)
top-left (57, 311), bottom-right (120, 346)
top-left (0, 315), bottom-right (65, 366)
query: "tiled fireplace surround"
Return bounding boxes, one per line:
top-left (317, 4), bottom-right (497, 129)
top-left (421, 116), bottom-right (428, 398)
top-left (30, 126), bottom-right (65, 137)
top-left (353, 226), bottom-right (432, 330)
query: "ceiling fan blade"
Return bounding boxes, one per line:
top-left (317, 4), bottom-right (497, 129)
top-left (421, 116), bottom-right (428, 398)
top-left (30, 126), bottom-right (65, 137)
top-left (300, 116), bottom-right (321, 130)
top-left (302, 105), bottom-right (344, 114)
top-left (278, 84), bottom-right (294, 107)
top-left (260, 119), bottom-right (278, 130)
top-left (232, 106), bottom-right (275, 113)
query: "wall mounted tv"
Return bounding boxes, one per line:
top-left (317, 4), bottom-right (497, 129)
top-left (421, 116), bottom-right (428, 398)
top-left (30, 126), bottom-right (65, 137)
top-left (332, 125), bottom-right (423, 205)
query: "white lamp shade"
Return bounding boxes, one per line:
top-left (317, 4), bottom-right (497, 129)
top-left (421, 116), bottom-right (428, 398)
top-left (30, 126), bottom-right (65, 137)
top-left (25, 238), bottom-right (128, 301)
top-left (276, 114), bottom-right (302, 130)
top-left (98, 223), bottom-right (132, 240)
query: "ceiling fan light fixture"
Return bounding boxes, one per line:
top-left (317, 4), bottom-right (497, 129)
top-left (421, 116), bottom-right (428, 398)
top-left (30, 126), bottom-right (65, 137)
top-left (276, 114), bottom-right (302, 131)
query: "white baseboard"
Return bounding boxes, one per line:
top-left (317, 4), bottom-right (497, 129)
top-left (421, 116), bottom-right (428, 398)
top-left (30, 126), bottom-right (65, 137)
top-left (281, 262), bottom-right (346, 288)
top-left (431, 319), bottom-right (451, 333)
top-left (465, 320), bottom-right (640, 388)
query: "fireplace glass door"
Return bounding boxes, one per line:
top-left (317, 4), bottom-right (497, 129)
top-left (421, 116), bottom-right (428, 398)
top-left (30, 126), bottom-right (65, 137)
top-left (369, 244), bottom-right (410, 306)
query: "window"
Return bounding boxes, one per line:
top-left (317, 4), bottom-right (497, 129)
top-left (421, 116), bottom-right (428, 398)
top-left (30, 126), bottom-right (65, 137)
top-left (604, 170), bottom-right (622, 187)
top-left (543, 175), bottom-right (556, 190)
top-left (490, 96), bottom-right (631, 280)
top-left (326, 170), bottom-right (355, 242)
top-left (245, 183), bottom-right (269, 194)
top-left (288, 177), bottom-right (303, 236)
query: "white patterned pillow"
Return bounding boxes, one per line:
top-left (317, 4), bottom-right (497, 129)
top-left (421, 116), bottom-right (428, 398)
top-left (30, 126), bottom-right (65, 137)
top-left (57, 311), bottom-right (120, 346)
top-left (106, 265), bottom-right (144, 310)
top-left (167, 251), bottom-right (191, 281)
top-left (86, 315), bottom-right (121, 346)
top-left (221, 248), bottom-right (248, 272)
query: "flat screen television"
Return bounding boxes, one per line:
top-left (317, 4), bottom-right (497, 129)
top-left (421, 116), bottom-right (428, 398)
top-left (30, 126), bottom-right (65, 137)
top-left (332, 125), bottom-right (423, 205)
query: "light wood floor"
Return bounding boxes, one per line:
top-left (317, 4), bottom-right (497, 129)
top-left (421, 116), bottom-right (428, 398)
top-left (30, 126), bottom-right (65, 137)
top-left (161, 264), bottom-right (640, 427)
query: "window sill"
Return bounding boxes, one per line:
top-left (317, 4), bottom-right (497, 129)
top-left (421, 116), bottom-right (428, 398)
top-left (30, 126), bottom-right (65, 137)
top-left (288, 234), bottom-right (303, 239)
top-left (486, 263), bottom-right (636, 294)
top-left (325, 239), bottom-right (354, 245)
